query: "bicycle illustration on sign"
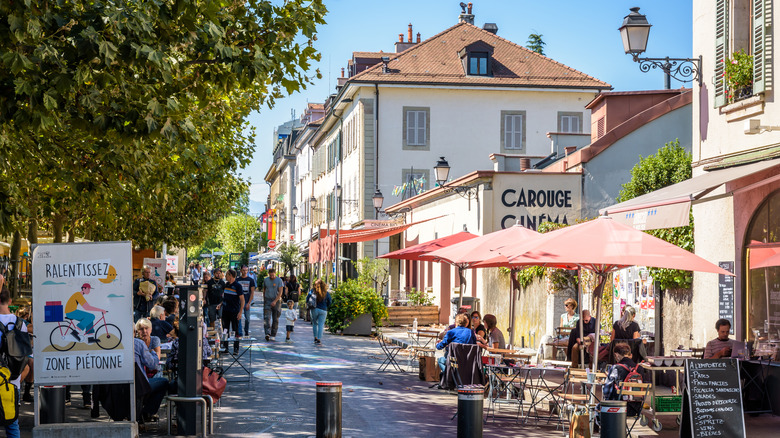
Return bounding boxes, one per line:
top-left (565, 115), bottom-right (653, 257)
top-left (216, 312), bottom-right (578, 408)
top-left (44, 283), bottom-right (123, 352)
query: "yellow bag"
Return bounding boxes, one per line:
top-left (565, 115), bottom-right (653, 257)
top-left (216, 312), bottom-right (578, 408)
top-left (569, 410), bottom-right (591, 438)
top-left (0, 367), bottom-right (19, 426)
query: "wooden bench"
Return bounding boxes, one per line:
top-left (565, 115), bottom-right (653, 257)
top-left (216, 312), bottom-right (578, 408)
top-left (383, 306), bottom-right (439, 326)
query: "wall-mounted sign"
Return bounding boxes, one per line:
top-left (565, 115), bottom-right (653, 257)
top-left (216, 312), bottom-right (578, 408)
top-left (492, 173), bottom-right (582, 231)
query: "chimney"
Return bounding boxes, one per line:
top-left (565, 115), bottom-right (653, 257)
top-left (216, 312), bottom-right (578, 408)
top-left (340, 67), bottom-right (345, 78)
top-left (395, 25), bottom-right (419, 53)
top-left (565, 146), bottom-right (577, 155)
top-left (519, 158), bottom-right (531, 171)
top-left (458, 3), bottom-right (475, 24)
top-left (483, 23), bottom-right (498, 34)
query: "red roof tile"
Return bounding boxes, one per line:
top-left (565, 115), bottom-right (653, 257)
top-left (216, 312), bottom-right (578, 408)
top-left (348, 22), bottom-right (610, 90)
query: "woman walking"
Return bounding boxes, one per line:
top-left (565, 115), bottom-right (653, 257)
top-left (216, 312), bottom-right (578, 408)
top-left (311, 279), bottom-right (331, 345)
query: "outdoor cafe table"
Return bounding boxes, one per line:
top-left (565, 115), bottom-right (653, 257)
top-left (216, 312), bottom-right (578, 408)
top-left (483, 363), bottom-right (567, 426)
top-left (219, 337), bottom-right (259, 382)
top-left (407, 329), bottom-right (440, 349)
top-left (484, 363), bottom-right (526, 423)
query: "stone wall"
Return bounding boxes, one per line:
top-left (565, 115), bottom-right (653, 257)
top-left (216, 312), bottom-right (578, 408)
top-left (661, 288), bottom-right (694, 354)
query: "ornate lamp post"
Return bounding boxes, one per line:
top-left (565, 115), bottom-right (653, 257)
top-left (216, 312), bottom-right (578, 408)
top-left (619, 7), bottom-right (701, 88)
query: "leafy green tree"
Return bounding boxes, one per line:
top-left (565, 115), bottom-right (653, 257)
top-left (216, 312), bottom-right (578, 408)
top-left (0, 0), bottom-right (326, 248)
top-left (618, 139), bottom-right (693, 289)
top-left (527, 33), bottom-right (546, 55)
top-left (353, 257), bottom-right (389, 293)
top-left (278, 242), bottom-right (303, 275)
top-left (216, 214), bottom-right (264, 254)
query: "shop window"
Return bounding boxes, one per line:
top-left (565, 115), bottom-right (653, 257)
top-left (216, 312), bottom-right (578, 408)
top-left (745, 188), bottom-right (780, 341)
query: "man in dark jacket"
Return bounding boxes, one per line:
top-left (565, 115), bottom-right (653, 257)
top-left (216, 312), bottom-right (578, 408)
top-left (133, 266), bottom-right (160, 322)
top-left (568, 309), bottom-right (597, 368)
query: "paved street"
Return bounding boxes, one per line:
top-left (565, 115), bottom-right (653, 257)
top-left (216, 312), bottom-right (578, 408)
top-left (18, 305), bottom-right (780, 437)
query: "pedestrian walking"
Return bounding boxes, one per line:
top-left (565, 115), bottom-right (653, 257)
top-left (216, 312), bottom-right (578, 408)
top-left (311, 279), bottom-right (331, 345)
top-left (236, 265), bottom-right (256, 336)
top-left (221, 269), bottom-right (244, 354)
top-left (262, 268), bottom-right (285, 341)
top-left (282, 300), bottom-right (296, 342)
top-left (285, 275), bottom-right (301, 311)
top-left (133, 265), bottom-right (161, 322)
top-left (204, 269), bottom-right (225, 328)
top-left (190, 262), bottom-right (201, 286)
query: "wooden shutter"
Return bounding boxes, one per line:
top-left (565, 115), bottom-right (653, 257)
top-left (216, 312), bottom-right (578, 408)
top-left (714, 0), bottom-right (729, 107)
top-left (504, 114), bottom-right (513, 148)
top-left (753, 0), bottom-right (767, 93)
top-left (406, 110), bottom-right (417, 145)
top-left (416, 111), bottom-right (426, 146)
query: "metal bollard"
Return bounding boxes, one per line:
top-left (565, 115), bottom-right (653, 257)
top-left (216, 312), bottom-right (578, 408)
top-left (40, 386), bottom-right (66, 424)
top-left (600, 400), bottom-right (627, 438)
top-left (457, 385), bottom-right (483, 438)
top-left (316, 381), bottom-right (342, 438)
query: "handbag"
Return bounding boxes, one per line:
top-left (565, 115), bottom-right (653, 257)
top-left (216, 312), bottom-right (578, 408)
top-left (202, 366), bottom-right (226, 402)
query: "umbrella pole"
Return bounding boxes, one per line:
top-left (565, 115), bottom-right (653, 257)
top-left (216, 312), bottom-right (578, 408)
top-left (509, 269), bottom-right (517, 347)
top-left (458, 266), bottom-right (465, 314)
top-left (765, 268), bottom-right (771, 336)
top-left (591, 274), bottom-right (607, 373)
top-left (578, 270), bottom-right (585, 369)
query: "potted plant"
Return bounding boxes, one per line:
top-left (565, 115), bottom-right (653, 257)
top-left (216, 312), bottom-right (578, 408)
top-left (724, 49), bottom-right (753, 103)
top-left (326, 279), bottom-right (387, 335)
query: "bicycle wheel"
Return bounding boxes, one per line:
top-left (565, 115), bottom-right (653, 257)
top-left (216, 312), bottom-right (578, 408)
top-left (94, 324), bottom-right (123, 350)
top-left (49, 324), bottom-right (76, 351)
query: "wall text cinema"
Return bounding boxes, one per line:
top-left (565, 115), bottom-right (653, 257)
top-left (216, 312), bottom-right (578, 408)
top-left (500, 188), bottom-right (574, 230)
top-left (44, 354), bottom-right (123, 371)
top-left (44, 262), bottom-right (110, 278)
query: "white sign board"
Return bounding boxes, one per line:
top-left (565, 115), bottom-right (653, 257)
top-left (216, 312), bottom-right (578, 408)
top-left (32, 242), bottom-right (134, 385)
top-left (143, 257), bottom-right (166, 291)
top-left (166, 255), bottom-right (178, 273)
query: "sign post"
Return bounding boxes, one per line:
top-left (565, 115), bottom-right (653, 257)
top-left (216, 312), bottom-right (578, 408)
top-left (268, 240), bottom-right (277, 250)
top-left (32, 241), bottom-right (134, 426)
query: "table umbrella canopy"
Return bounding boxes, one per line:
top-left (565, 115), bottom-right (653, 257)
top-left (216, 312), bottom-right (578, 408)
top-left (497, 216), bottom-right (733, 276)
top-left (379, 231), bottom-right (478, 262)
top-left (425, 224), bottom-right (541, 268)
top-left (251, 251), bottom-right (281, 262)
top-left (748, 241), bottom-right (780, 269)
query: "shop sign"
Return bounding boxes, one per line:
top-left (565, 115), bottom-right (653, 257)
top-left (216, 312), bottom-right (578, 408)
top-left (32, 241), bottom-right (133, 385)
top-left (493, 174), bottom-right (581, 231)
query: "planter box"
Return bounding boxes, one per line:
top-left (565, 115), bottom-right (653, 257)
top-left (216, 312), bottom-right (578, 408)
top-left (383, 306), bottom-right (439, 326)
top-left (341, 312), bottom-right (373, 336)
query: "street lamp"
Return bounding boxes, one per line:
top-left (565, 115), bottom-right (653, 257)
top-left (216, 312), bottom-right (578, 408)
top-left (372, 187), bottom-right (384, 214)
top-left (432, 156), bottom-right (478, 200)
top-left (619, 7), bottom-right (701, 88)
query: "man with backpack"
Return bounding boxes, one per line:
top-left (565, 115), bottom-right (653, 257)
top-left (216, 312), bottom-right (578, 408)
top-left (602, 343), bottom-right (643, 416)
top-left (0, 286), bottom-right (31, 437)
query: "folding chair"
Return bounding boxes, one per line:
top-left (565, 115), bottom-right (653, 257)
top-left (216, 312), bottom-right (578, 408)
top-left (617, 381), bottom-right (651, 438)
top-left (377, 336), bottom-right (404, 372)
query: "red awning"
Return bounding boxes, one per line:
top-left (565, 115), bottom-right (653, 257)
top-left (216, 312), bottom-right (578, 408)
top-left (307, 216), bottom-right (441, 263)
top-left (379, 231), bottom-right (478, 261)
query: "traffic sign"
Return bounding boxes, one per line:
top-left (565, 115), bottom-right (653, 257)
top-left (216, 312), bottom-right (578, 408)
top-left (213, 251), bottom-right (225, 256)
top-left (200, 253), bottom-right (212, 258)
top-left (268, 240), bottom-right (277, 249)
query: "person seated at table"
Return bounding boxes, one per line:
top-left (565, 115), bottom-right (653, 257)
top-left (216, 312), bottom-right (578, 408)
top-left (470, 311), bottom-right (486, 340)
top-left (477, 314), bottom-right (506, 351)
top-left (607, 305), bottom-right (647, 363)
top-left (603, 343), bottom-right (635, 400)
top-left (560, 298), bottom-right (579, 330)
top-left (435, 314), bottom-right (476, 373)
top-left (134, 337), bottom-right (172, 424)
top-left (150, 305), bottom-right (176, 340)
top-left (704, 318), bottom-right (735, 359)
top-left (568, 309), bottom-right (596, 368)
top-left (438, 306), bottom-right (470, 339)
top-left (135, 318), bottom-right (161, 375)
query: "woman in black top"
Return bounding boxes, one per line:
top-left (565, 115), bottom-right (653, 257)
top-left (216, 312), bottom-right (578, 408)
top-left (611, 305), bottom-right (641, 340)
top-left (470, 311), bottom-right (486, 340)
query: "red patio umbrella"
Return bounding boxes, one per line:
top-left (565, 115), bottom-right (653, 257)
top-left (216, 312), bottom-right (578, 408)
top-left (495, 216), bottom-right (734, 372)
top-left (747, 241), bottom-right (780, 330)
top-left (379, 231), bottom-right (477, 262)
top-left (424, 224), bottom-right (542, 344)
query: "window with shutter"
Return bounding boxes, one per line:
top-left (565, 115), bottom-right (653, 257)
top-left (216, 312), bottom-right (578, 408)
top-left (558, 112), bottom-right (583, 133)
top-left (500, 110), bottom-right (526, 152)
top-left (714, 0), bottom-right (730, 107)
top-left (402, 107), bottom-right (430, 149)
top-left (753, 0), bottom-right (767, 93)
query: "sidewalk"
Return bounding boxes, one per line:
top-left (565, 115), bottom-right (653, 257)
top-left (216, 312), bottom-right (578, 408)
top-left (18, 313), bottom-right (780, 437)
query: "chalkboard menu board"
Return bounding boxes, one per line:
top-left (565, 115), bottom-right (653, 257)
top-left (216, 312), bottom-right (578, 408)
top-left (683, 359), bottom-right (745, 438)
top-left (718, 261), bottom-right (735, 335)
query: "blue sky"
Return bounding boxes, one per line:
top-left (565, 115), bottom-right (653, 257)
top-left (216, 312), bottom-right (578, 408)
top-left (242, 0), bottom-right (693, 213)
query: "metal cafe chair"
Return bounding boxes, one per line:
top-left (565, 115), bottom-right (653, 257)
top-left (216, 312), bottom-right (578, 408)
top-left (377, 336), bottom-right (404, 372)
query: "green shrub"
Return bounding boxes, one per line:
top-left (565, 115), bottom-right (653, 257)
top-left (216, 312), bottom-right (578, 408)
top-left (325, 279), bottom-right (388, 333)
top-left (406, 287), bottom-right (434, 306)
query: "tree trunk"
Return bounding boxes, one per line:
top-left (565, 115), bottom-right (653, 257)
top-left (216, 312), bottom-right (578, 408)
top-left (67, 227), bottom-right (76, 242)
top-left (27, 219), bottom-right (38, 244)
top-left (9, 230), bottom-right (22, 299)
top-left (52, 214), bottom-right (65, 243)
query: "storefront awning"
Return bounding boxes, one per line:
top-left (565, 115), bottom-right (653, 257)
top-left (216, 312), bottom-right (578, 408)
top-left (600, 158), bottom-right (780, 230)
top-left (307, 216), bottom-right (441, 263)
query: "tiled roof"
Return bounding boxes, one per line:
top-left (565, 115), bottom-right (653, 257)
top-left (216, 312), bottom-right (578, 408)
top-left (352, 51), bottom-right (388, 59)
top-left (348, 22), bottom-right (610, 90)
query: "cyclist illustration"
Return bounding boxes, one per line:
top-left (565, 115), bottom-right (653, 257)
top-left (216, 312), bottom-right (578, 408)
top-left (65, 283), bottom-right (107, 342)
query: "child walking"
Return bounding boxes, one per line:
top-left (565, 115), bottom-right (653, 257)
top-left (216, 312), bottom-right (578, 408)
top-left (282, 300), bottom-right (297, 342)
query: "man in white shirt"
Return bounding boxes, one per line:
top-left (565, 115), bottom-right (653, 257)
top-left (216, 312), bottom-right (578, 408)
top-left (0, 276), bottom-right (27, 438)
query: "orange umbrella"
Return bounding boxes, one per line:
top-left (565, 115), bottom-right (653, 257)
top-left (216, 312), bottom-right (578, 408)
top-left (379, 231), bottom-right (478, 262)
top-left (495, 216), bottom-right (733, 371)
top-left (424, 224), bottom-right (542, 345)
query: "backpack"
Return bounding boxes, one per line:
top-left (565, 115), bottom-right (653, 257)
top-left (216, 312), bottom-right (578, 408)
top-left (0, 367), bottom-right (18, 426)
top-left (288, 283), bottom-right (300, 303)
top-left (306, 292), bottom-right (317, 309)
top-left (0, 317), bottom-right (31, 381)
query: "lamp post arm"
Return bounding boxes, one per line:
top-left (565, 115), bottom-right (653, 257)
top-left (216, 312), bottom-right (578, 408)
top-left (631, 54), bottom-right (702, 87)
